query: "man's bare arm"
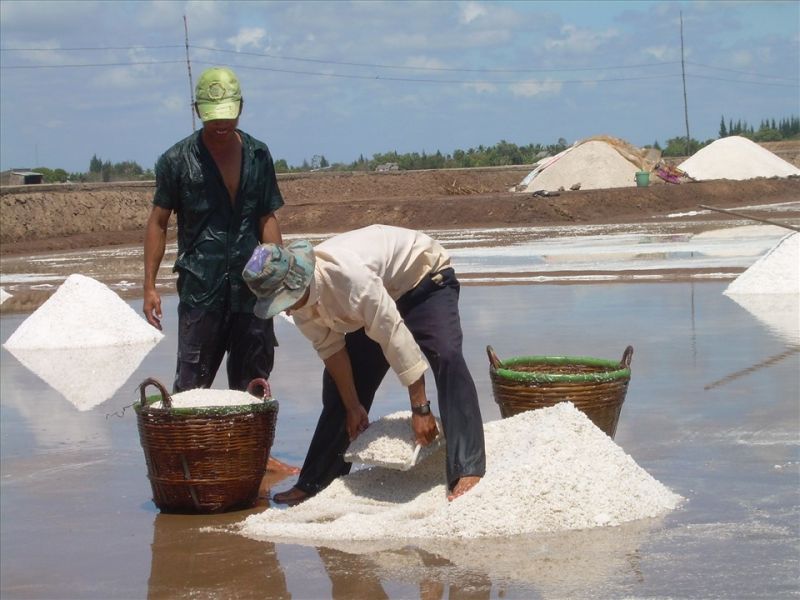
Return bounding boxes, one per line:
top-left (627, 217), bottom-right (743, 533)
top-left (259, 213), bottom-right (282, 245)
top-left (143, 206), bottom-right (171, 330)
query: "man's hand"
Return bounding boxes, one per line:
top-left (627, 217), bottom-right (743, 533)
top-left (411, 413), bottom-right (439, 446)
top-left (143, 288), bottom-right (163, 330)
top-left (346, 404), bottom-right (370, 441)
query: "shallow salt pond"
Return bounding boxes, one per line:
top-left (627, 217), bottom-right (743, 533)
top-left (1, 226), bottom-right (798, 598)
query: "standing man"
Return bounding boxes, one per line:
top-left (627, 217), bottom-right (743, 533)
top-left (242, 225), bottom-right (487, 503)
top-left (143, 66), bottom-right (293, 471)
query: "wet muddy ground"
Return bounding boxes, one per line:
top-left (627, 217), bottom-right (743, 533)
top-left (1, 224), bottom-right (798, 599)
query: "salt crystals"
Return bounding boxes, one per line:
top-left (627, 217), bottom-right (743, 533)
top-left (3, 273), bottom-right (163, 349)
top-left (239, 403), bottom-right (682, 543)
top-left (679, 136), bottom-right (800, 181)
top-left (151, 388), bottom-right (267, 409)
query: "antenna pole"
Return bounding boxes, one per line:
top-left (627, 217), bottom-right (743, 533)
top-left (680, 11), bottom-right (691, 156)
top-left (184, 15), bottom-right (196, 132)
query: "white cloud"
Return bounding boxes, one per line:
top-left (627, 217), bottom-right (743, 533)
top-left (405, 56), bottom-right (448, 70)
top-left (643, 45), bottom-right (675, 61)
top-left (227, 27), bottom-right (267, 51)
top-left (509, 80), bottom-right (562, 98)
top-left (731, 50), bottom-right (753, 68)
top-left (464, 82), bottom-right (496, 94)
top-left (460, 1), bottom-right (487, 24)
top-left (545, 24), bottom-right (618, 54)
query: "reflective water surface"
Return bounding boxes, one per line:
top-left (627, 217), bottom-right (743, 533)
top-left (1, 266), bottom-right (798, 598)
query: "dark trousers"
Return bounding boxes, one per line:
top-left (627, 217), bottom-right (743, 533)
top-left (296, 268), bottom-right (486, 495)
top-left (174, 304), bottom-right (276, 393)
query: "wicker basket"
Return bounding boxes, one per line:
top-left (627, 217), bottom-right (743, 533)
top-left (488, 345), bottom-right (633, 438)
top-left (135, 377), bottom-right (279, 514)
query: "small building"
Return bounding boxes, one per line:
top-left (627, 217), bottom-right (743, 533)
top-left (375, 162), bottom-right (400, 172)
top-left (9, 171), bottom-right (44, 185)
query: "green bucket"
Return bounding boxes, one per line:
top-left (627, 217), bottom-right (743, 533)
top-left (634, 171), bottom-right (650, 187)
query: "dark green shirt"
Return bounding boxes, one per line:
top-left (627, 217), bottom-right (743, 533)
top-left (153, 130), bottom-right (284, 312)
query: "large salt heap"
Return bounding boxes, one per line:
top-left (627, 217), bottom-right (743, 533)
top-left (724, 233), bottom-right (799, 345)
top-left (4, 273), bottom-right (162, 349)
top-left (514, 136), bottom-right (656, 193)
top-left (3, 274), bottom-right (163, 410)
top-left (678, 136), bottom-right (800, 181)
top-left (239, 403), bottom-right (682, 543)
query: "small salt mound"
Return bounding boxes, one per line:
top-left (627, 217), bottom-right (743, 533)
top-left (3, 274), bottom-right (163, 349)
top-left (239, 403), bottom-right (681, 542)
top-left (517, 139), bottom-right (643, 192)
top-left (724, 233), bottom-right (799, 295)
top-left (344, 411), bottom-right (444, 469)
top-left (0, 288), bottom-right (11, 304)
top-left (151, 388), bottom-right (265, 409)
top-left (678, 136), bottom-right (800, 181)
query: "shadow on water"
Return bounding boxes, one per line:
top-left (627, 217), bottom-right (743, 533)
top-left (1, 281), bottom-right (798, 598)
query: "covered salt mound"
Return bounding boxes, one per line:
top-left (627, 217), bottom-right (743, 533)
top-left (678, 136), bottom-right (800, 181)
top-left (4, 273), bottom-right (163, 349)
top-left (514, 136), bottom-right (655, 193)
top-left (239, 403), bottom-right (682, 542)
top-left (0, 288), bottom-right (11, 304)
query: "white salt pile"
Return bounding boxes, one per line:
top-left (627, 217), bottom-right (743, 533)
top-left (0, 287), bottom-right (11, 304)
top-left (239, 403), bottom-right (682, 542)
top-left (344, 411), bottom-right (444, 469)
top-left (3, 273), bottom-right (163, 349)
top-left (724, 232), bottom-right (800, 344)
top-left (678, 136), bottom-right (800, 181)
top-left (515, 137), bottom-right (648, 193)
top-left (9, 343), bottom-right (161, 411)
top-left (724, 232), bottom-right (799, 295)
top-left (151, 388), bottom-right (265, 409)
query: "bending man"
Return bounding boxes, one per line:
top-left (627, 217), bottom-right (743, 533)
top-left (243, 224), bottom-right (486, 503)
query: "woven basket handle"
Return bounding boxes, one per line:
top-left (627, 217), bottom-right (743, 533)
top-left (620, 345), bottom-right (634, 368)
top-left (139, 377), bottom-right (172, 409)
top-left (246, 378), bottom-right (272, 401)
top-left (486, 345), bottom-right (502, 370)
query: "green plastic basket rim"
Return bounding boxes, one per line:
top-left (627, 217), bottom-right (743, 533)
top-left (492, 355), bottom-right (631, 384)
top-left (134, 394), bottom-right (278, 417)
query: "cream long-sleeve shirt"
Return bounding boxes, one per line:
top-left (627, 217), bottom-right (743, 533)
top-left (291, 225), bottom-right (451, 387)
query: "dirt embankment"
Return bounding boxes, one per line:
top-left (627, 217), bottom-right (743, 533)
top-left (1, 165), bottom-right (799, 257)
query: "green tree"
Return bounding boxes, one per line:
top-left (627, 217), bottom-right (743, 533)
top-left (719, 116), bottom-right (728, 138)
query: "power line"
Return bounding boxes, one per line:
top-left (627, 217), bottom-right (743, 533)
top-left (191, 44), bottom-right (679, 74)
top-left (1, 60), bottom-right (185, 69)
top-left (0, 45), bottom-right (182, 51)
top-left (189, 59), bottom-right (682, 85)
top-left (686, 60), bottom-right (798, 83)
top-left (2, 58), bottom-right (797, 89)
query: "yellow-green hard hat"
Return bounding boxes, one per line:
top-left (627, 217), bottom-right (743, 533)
top-left (195, 66), bottom-right (241, 122)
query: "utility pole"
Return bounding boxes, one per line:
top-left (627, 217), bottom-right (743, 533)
top-left (680, 11), bottom-right (691, 156)
top-left (184, 15), bottom-right (196, 132)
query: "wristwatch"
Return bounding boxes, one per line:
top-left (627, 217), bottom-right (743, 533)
top-left (411, 402), bottom-right (431, 416)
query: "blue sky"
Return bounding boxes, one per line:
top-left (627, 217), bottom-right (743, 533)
top-left (1, 0), bottom-right (798, 173)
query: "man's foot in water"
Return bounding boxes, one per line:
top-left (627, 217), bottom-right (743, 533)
top-left (447, 476), bottom-right (481, 501)
top-left (267, 455), bottom-right (300, 474)
top-left (272, 486), bottom-right (310, 506)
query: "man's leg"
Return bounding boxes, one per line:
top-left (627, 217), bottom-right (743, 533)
top-left (401, 273), bottom-right (486, 493)
top-left (226, 313), bottom-right (276, 391)
top-left (226, 313), bottom-right (296, 473)
top-left (277, 328), bottom-right (390, 501)
top-left (173, 305), bottom-right (227, 393)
